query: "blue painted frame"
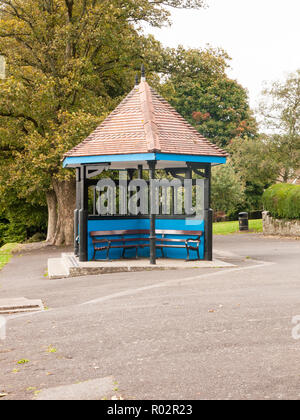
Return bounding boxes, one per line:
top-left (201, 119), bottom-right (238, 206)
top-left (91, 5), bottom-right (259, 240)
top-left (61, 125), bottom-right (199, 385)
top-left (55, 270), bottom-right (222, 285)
top-left (66, 152), bottom-right (223, 262)
top-left (63, 153), bottom-right (226, 167)
top-left (87, 218), bottom-right (205, 261)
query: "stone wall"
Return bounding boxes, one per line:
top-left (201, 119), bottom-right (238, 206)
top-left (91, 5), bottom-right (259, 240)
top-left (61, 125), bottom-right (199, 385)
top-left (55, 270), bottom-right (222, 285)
top-left (262, 211), bottom-right (300, 237)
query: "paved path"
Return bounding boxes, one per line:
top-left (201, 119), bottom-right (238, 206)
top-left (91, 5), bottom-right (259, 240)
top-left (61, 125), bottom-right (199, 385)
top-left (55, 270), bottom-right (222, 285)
top-left (0, 234), bottom-right (299, 400)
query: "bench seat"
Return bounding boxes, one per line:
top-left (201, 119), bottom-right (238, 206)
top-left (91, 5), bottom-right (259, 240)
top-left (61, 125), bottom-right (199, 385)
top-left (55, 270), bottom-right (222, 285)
top-left (90, 229), bottom-right (203, 261)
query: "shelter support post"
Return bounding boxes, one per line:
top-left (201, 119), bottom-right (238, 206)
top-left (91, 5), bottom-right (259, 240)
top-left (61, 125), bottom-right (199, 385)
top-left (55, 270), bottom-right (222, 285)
top-left (79, 165), bottom-right (88, 262)
top-left (138, 164), bottom-right (143, 179)
top-left (74, 168), bottom-right (81, 257)
top-left (148, 160), bottom-right (157, 265)
top-left (185, 165), bottom-right (193, 215)
top-left (204, 163), bottom-right (213, 261)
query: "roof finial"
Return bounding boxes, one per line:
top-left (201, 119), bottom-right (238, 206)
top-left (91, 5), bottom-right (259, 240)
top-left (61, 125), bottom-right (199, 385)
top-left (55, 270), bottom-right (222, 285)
top-left (141, 64), bottom-right (146, 82)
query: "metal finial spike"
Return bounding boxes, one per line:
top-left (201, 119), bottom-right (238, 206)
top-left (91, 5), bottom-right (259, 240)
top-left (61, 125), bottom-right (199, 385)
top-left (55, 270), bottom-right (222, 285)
top-left (141, 64), bottom-right (145, 81)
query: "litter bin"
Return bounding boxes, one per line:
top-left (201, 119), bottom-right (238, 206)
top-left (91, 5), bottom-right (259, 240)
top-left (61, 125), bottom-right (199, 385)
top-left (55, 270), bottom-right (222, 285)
top-left (239, 212), bottom-right (249, 231)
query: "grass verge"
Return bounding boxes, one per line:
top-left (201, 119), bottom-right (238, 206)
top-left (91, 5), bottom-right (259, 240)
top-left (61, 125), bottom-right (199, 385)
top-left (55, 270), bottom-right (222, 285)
top-left (213, 219), bottom-right (263, 235)
top-left (0, 243), bottom-right (19, 270)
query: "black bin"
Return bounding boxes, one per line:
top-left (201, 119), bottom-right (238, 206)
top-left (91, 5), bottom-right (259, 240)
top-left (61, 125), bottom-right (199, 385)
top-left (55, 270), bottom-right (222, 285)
top-left (239, 212), bottom-right (249, 231)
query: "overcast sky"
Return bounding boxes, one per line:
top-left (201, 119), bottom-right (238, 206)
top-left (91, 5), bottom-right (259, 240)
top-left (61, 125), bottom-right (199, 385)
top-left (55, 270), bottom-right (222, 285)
top-left (145, 0), bottom-right (300, 110)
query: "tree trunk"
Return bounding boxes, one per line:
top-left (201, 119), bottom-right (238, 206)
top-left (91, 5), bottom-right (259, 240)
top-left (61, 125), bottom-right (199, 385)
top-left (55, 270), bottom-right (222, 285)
top-left (46, 189), bottom-right (58, 243)
top-left (282, 168), bottom-right (290, 183)
top-left (52, 178), bottom-right (76, 246)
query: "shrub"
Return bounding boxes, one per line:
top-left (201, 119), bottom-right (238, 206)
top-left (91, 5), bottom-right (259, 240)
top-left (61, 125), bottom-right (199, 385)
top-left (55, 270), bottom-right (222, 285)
top-left (0, 204), bottom-right (47, 247)
top-left (263, 184), bottom-right (300, 219)
top-left (211, 164), bottom-right (245, 214)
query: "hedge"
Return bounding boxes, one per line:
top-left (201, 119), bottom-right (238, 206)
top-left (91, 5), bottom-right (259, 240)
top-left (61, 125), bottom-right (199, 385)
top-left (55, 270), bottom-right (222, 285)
top-left (263, 184), bottom-right (300, 219)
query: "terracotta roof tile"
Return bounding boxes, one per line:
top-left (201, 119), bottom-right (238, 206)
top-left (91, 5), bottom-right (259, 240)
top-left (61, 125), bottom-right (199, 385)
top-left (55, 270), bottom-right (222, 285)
top-left (64, 81), bottom-right (228, 158)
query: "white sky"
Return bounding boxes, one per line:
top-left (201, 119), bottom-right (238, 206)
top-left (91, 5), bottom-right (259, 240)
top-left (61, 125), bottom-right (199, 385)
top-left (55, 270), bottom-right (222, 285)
top-left (145, 0), bottom-right (300, 110)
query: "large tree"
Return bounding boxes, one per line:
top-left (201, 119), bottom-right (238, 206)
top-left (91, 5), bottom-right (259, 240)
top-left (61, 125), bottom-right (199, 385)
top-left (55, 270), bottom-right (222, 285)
top-left (229, 136), bottom-right (279, 211)
top-left (211, 163), bottom-right (245, 215)
top-left (0, 0), bottom-right (206, 245)
top-left (259, 70), bottom-right (300, 183)
top-left (158, 46), bottom-right (258, 148)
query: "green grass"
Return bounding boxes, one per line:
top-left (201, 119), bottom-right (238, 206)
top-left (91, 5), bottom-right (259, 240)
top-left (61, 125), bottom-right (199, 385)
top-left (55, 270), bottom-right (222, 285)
top-left (0, 243), bottom-right (19, 270)
top-left (213, 219), bottom-right (263, 235)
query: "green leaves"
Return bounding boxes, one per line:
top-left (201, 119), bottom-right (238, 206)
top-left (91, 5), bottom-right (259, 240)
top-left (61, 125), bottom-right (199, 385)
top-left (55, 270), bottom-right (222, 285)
top-left (211, 164), bottom-right (245, 214)
top-left (0, 1), bottom-right (209, 190)
top-left (229, 137), bottom-right (279, 190)
top-left (263, 184), bottom-right (300, 220)
top-left (0, 0), bottom-right (138, 189)
top-left (157, 46), bottom-right (257, 148)
top-left (0, 0), bottom-right (208, 244)
top-left (259, 70), bottom-right (300, 182)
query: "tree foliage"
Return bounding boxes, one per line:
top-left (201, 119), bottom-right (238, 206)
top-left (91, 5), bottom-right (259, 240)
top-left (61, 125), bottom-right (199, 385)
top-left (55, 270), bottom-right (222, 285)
top-left (263, 183), bottom-right (300, 220)
top-left (0, 0), bottom-right (208, 245)
top-left (259, 70), bottom-right (300, 182)
top-left (158, 46), bottom-right (257, 148)
top-left (229, 136), bottom-right (279, 187)
top-left (228, 136), bottom-right (280, 211)
top-left (211, 163), bottom-right (245, 214)
top-left (0, 0), bottom-right (270, 242)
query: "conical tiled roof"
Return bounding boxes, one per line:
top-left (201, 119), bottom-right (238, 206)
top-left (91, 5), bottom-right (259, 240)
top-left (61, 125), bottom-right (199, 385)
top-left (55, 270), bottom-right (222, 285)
top-left (64, 80), bottom-right (228, 158)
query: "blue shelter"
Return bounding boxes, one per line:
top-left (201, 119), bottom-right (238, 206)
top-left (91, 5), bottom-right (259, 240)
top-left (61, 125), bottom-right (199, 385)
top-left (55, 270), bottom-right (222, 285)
top-left (63, 74), bottom-right (227, 264)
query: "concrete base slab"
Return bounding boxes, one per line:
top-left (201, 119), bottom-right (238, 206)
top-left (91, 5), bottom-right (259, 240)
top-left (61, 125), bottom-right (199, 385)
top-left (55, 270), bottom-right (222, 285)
top-left (0, 297), bottom-right (44, 315)
top-left (36, 376), bottom-right (115, 400)
top-left (47, 257), bottom-right (69, 279)
top-left (48, 253), bottom-right (235, 279)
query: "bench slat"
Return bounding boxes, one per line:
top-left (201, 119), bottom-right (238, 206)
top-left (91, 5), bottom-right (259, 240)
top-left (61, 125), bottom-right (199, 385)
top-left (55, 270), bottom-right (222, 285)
top-left (91, 230), bottom-right (149, 237)
top-left (90, 228), bottom-right (203, 261)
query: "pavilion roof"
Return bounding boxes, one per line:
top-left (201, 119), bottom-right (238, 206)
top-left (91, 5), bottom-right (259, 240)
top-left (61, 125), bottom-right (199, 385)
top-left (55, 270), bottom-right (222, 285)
top-left (64, 80), bottom-right (228, 159)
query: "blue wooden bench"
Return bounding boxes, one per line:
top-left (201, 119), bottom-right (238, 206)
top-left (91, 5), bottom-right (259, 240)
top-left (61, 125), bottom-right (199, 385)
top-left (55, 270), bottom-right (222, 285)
top-left (90, 229), bottom-right (203, 261)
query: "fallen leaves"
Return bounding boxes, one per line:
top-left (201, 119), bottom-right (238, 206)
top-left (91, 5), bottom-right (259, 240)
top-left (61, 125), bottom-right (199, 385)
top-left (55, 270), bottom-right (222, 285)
top-left (17, 359), bottom-right (29, 365)
top-left (46, 346), bottom-right (57, 354)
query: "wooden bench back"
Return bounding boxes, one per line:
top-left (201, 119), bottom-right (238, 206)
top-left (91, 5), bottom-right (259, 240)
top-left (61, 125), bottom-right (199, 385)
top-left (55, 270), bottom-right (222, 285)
top-left (90, 230), bottom-right (149, 238)
top-left (90, 229), bottom-right (203, 238)
top-left (155, 230), bottom-right (203, 236)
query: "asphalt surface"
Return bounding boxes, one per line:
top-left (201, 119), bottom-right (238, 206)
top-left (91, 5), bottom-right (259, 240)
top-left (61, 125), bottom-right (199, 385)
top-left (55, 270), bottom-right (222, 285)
top-left (0, 234), bottom-right (299, 400)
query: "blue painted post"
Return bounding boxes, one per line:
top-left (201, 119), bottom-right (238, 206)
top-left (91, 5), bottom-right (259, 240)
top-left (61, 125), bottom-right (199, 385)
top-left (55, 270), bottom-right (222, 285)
top-left (185, 166), bottom-right (193, 216)
top-left (79, 166), bottom-right (88, 262)
top-left (74, 168), bottom-right (80, 257)
top-left (148, 161), bottom-right (157, 265)
top-left (204, 164), bottom-right (213, 261)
